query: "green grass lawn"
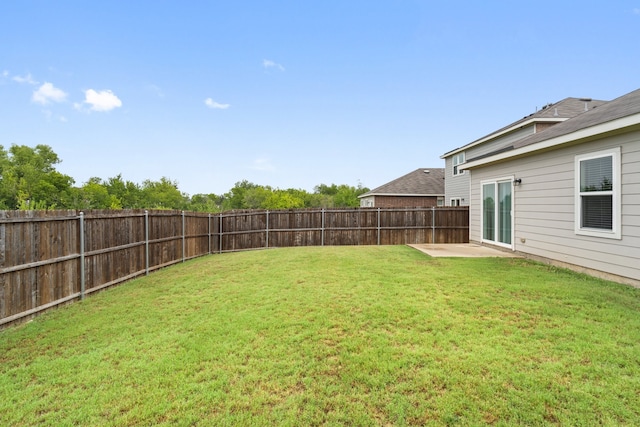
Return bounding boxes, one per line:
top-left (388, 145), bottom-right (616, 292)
top-left (1, 246), bottom-right (639, 426)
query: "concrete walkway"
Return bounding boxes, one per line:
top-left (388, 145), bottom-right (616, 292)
top-left (408, 243), bottom-right (522, 258)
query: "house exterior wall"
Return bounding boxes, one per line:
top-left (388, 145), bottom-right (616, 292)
top-left (534, 122), bottom-right (556, 133)
top-left (468, 129), bottom-right (640, 283)
top-left (444, 156), bottom-right (470, 205)
top-left (362, 195), bottom-right (441, 208)
top-left (444, 125), bottom-right (536, 206)
top-left (469, 125), bottom-right (535, 159)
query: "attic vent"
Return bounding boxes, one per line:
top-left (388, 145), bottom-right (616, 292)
top-left (423, 170), bottom-right (430, 174)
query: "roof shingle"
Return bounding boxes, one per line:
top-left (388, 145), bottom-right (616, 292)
top-left (360, 168), bottom-right (445, 197)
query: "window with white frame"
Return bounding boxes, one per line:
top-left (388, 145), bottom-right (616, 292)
top-left (452, 152), bottom-right (465, 176)
top-left (575, 147), bottom-right (621, 239)
top-left (450, 198), bottom-right (461, 207)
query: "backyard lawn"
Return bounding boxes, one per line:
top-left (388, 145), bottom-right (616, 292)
top-left (1, 246), bottom-right (639, 426)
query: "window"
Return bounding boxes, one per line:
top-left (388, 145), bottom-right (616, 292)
top-left (450, 198), bottom-right (461, 207)
top-left (360, 197), bottom-right (374, 208)
top-left (437, 197), bottom-right (444, 207)
top-left (575, 148), bottom-right (621, 239)
top-left (452, 152), bottom-right (465, 176)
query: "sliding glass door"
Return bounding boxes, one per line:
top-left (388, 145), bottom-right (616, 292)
top-left (482, 179), bottom-right (513, 247)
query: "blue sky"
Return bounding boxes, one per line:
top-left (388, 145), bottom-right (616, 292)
top-left (2, 1), bottom-right (639, 195)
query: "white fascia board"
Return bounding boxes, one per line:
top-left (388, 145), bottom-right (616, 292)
top-left (461, 113), bottom-right (640, 170)
top-left (440, 118), bottom-right (567, 159)
top-left (362, 193), bottom-right (444, 197)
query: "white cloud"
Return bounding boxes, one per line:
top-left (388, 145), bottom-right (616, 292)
top-left (204, 98), bottom-right (230, 109)
top-left (250, 158), bottom-right (275, 172)
top-left (2, 70), bottom-right (9, 78)
top-left (13, 73), bottom-right (38, 85)
top-left (32, 82), bottom-right (67, 105)
top-left (82, 89), bottom-right (122, 112)
top-left (263, 59), bottom-right (285, 71)
top-left (634, 8), bottom-right (640, 15)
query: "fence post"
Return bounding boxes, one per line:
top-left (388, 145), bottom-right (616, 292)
top-left (208, 214), bottom-right (211, 255)
top-left (432, 206), bottom-right (435, 244)
top-left (219, 213), bottom-right (223, 253)
top-left (145, 210), bottom-right (149, 275)
top-left (266, 210), bottom-right (269, 249)
top-left (377, 208), bottom-right (381, 245)
top-left (182, 211), bottom-right (186, 262)
top-left (357, 209), bottom-right (361, 246)
top-left (321, 208), bottom-right (325, 246)
top-left (79, 212), bottom-right (85, 300)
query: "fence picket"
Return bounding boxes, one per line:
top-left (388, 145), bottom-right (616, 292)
top-left (1, 207), bottom-right (468, 328)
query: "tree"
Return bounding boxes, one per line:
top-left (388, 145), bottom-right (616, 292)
top-left (314, 183), bottom-right (369, 207)
top-left (189, 193), bottom-right (224, 212)
top-left (262, 190), bottom-right (305, 209)
top-left (105, 174), bottom-right (143, 208)
top-left (0, 144), bottom-right (74, 210)
top-left (222, 180), bottom-right (261, 210)
top-left (141, 177), bottom-right (188, 210)
top-left (75, 177), bottom-right (125, 209)
top-left (0, 144), bottom-right (373, 212)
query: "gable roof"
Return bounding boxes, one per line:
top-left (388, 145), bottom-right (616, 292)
top-left (463, 88), bottom-right (640, 169)
top-left (441, 97), bottom-right (608, 158)
top-left (512, 88), bottom-right (640, 150)
top-left (359, 168), bottom-right (444, 198)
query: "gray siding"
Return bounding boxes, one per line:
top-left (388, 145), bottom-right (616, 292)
top-left (468, 129), bottom-right (640, 282)
top-left (467, 125), bottom-right (535, 160)
top-left (444, 156), bottom-right (470, 205)
top-left (445, 124), bottom-right (535, 205)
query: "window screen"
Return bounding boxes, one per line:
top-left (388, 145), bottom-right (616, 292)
top-left (580, 156), bottom-right (612, 192)
top-left (579, 155), bottom-right (613, 230)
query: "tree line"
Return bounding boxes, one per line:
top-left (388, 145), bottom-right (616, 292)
top-left (0, 144), bottom-right (370, 212)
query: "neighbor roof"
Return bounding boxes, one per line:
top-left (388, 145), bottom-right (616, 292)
top-left (441, 97), bottom-right (608, 158)
top-left (463, 87), bottom-right (640, 169)
top-left (359, 168), bottom-right (445, 198)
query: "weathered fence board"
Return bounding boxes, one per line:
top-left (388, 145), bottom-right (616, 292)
top-left (1, 207), bottom-right (468, 328)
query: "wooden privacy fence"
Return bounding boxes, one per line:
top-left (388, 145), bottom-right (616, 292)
top-left (0, 207), bottom-right (468, 327)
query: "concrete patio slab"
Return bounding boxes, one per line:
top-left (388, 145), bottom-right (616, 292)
top-left (408, 243), bottom-right (522, 258)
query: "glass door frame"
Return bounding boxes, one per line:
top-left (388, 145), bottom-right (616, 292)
top-left (480, 176), bottom-right (515, 249)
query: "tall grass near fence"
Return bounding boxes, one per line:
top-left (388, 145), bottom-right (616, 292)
top-left (0, 207), bottom-right (468, 327)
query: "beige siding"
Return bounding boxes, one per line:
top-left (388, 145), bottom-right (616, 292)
top-left (469, 129), bottom-right (640, 282)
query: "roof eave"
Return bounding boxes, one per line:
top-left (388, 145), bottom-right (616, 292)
top-left (358, 193), bottom-right (444, 198)
top-left (461, 112), bottom-right (640, 170)
top-left (440, 117), bottom-right (568, 159)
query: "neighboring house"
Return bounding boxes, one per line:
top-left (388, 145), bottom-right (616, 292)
top-left (441, 97), bottom-right (608, 206)
top-left (458, 87), bottom-right (640, 286)
top-left (359, 168), bottom-right (445, 208)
